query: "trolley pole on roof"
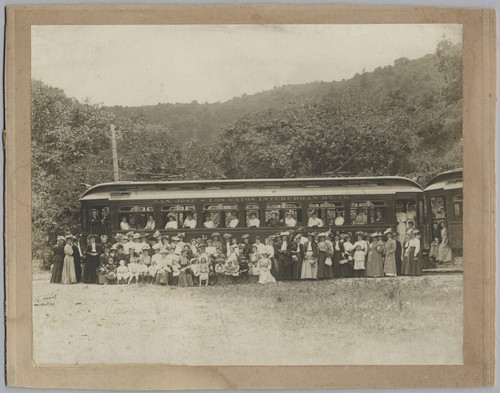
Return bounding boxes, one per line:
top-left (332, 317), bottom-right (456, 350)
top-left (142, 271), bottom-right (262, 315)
top-left (110, 124), bottom-right (120, 182)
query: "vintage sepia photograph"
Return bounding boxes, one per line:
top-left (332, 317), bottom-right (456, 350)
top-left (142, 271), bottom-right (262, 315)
top-left (31, 23), bottom-right (464, 366)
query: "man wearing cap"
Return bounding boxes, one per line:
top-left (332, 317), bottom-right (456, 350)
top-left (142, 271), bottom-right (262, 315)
top-left (183, 212), bottom-right (197, 229)
top-left (284, 211), bottom-right (297, 227)
top-left (165, 215), bottom-right (178, 229)
top-left (266, 211), bottom-right (282, 227)
top-left (307, 212), bottom-right (324, 228)
top-left (227, 212), bottom-right (239, 228)
top-left (120, 216), bottom-right (131, 231)
top-left (247, 212), bottom-right (260, 228)
top-left (204, 214), bottom-right (216, 229)
top-left (89, 208), bottom-right (101, 237)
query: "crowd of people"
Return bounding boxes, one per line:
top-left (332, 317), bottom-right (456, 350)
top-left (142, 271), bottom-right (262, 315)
top-left (49, 224), bottom-right (431, 286)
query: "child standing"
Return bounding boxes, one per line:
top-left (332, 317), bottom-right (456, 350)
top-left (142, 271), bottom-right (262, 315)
top-left (198, 256), bottom-right (209, 286)
top-left (353, 244), bottom-right (366, 278)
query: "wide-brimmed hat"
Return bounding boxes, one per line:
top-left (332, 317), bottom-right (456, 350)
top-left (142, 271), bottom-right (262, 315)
top-left (160, 249), bottom-right (168, 254)
top-left (114, 233), bottom-right (124, 240)
top-left (126, 231), bottom-right (134, 238)
top-left (142, 244), bottom-right (151, 250)
top-left (241, 234), bottom-right (250, 239)
top-left (65, 234), bottom-right (74, 241)
top-left (383, 227), bottom-right (393, 235)
top-left (211, 232), bottom-right (220, 237)
top-left (171, 236), bottom-right (180, 241)
top-left (132, 233), bottom-right (140, 239)
top-left (412, 229), bottom-right (420, 234)
top-left (153, 230), bottom-right (161, 238)
top-left (270, 210), bottom-right (279, 215)
top-left (110, 245), bottom-right (117, 251)
top-left (318, 232), bottom-right (329, 238)
top-left (201, 235), bottom-right (208, 241)
top-left (279, 231), bottom-right (290, 237)
top-left (355, 231), bottom-right (364, 237)
top-left (177, 232), bottom-right (186, 238)
top-left (152, 243), bottom-right (161, 250)
top-left (223, 233), bottom-right (232, 239)
top-left (87, 234), bottom-right (98, 240)
top-left (371, 232), bottom-right (383, 238)
top-left (56, 235), bottom-right (65, 242)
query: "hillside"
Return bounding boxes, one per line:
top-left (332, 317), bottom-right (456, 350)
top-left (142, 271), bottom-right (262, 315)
top-left (106, 81), bottom-right (332, 143)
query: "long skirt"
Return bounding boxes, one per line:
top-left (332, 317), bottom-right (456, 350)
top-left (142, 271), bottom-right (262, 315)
top-left (292, 254), bottom-right (303, 280)
top-left (155, 270), bottom-right (169, 285)
top-left (82, 254), bottom-right (99, 284)
top-left (408, 248), bottom-right (422, 276)
top-left (383, 253), bottom-right (397, 276)
top-left (61, 255), bottom-right (77, 284)
top-left (270, 257), bottom-right (279, 280)
top-left (338, 260), bottom-right (352, 278)
top-left (301, 252), bottom-right (317, 279)
top-left (332, 250), bottom-right (342, 278)
top-left (258, 270), bottom-right (276, 284)
top-left (437, 242), bottom-right (452, 262)
top-left (401, 252), bottom-right (411, 275)
top-left (429, 241), bottom-right (439, 259)
top-left (317, 251), bottom-right (334, 279)
top-left (50, 259), bottom-right (63, 283)
top-left (365, 251), bottom-right (384, 277)
top-left (279, 255), bottom-right (293, 281)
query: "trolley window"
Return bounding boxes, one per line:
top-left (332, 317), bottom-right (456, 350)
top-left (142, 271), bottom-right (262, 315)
top-left (350, 201), bottom-right (386, 225)
top-left (161, 205), bottom-right (196, 229)
top-left (453, 194), bottom-right (463, 220)
top-left (266, 202), bottom-right (301, 227)
top-left (309, 201), bottom-right (345, 226)
top-left (203, 204), bottom-right (239, 228)
top-left (245, 203), bottom-right (261, 228)
top-left (119, 205), bottom-right (153, 230)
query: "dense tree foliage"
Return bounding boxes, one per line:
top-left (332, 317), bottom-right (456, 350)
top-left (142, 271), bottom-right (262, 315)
top-left (31, 39), bottom-right (461, 266)
top-left (217, 41), bottom-right (462, 182)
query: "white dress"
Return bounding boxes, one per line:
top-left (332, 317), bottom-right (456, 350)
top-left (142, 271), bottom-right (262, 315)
top-left (396, 212), bottom-right (407, 243)
top-left (258, 258), bottom-right (276, 284)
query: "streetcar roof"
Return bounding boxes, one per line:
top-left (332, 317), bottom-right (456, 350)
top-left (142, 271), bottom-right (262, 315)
top-left (424, 169), bottom-right (463, 192)
top-left (80, 176), bottom-right (423, 201)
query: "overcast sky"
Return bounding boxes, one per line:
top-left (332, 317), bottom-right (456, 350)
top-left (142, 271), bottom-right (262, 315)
top-left (32, 24), bottom-right (461, 107)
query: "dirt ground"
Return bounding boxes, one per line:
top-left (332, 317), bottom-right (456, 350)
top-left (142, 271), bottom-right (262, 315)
top-left (33, 273), bottom-right (463, 366)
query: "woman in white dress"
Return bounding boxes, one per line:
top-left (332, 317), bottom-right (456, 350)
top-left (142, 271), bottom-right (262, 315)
top-left (257, 253), bottom-right (276, 284)
top-left (300, 234), bottom-right (318, 279)
top-left (61, 235), bottom-right (77, 284)
top-left (395, 204), bottom-right (407, 246)
top-left (437, 222), bottom-right (452, 262)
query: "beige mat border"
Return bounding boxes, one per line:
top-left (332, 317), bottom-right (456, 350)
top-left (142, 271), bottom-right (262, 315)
top-left (4, 4), bottom-right (496, 389)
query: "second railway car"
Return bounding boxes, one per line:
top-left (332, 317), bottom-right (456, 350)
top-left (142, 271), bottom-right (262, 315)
top-left (423, 169), bottom-right (463, 258)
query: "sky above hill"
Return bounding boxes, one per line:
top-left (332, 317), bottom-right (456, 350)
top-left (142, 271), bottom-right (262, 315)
top-left (32, 24), bottom-right (461, 107)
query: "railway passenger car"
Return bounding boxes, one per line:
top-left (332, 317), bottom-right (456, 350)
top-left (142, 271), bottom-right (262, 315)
top-left (80, 176), bottom-right (424, 243)
top-left (423, 169), bottom-right (463, 257)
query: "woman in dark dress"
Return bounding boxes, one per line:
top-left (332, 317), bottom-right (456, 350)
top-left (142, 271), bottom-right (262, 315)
top-left (331, 233), bottom-right (344, 278)
top-left (82, 234), bottom-right (100, 284)
top-left (72, 236), bottom-right (82, 283)
top-left (291, 234), bottom-right (304, 280)
top-left (317, 233), bottom-right (334, 279)
top-left (277, 234), bottom-right (293, 280)
top-left (50, 236), bottom-right (65, 283)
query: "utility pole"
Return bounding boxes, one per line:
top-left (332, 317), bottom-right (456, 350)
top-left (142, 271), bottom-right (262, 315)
top-left (110, 124), bottom-right (120, 182)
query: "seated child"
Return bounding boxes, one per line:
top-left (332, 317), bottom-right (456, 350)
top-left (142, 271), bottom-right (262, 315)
top-left (353, 244), bottom-right (366, 278)
top-left (257, 252), bottom-right (276, 284)
top-left (198, 256), bottom-right (210, 286)
top-left (150, 244), bottom-right (162, 284)
top-left (105, 257), bottom-right (117, 285)
top-left (248, 246), bottom-right (261, 284)
top-left (214, 258), bottom-right (226, 285)
top-left (116, 260), bottom-right (130, 284)
top-left (127, 255), bottom-right (141, 284)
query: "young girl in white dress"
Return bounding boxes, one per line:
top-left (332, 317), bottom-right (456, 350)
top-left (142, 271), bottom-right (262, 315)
top-left (257, 252), bottom-right (276, 284)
